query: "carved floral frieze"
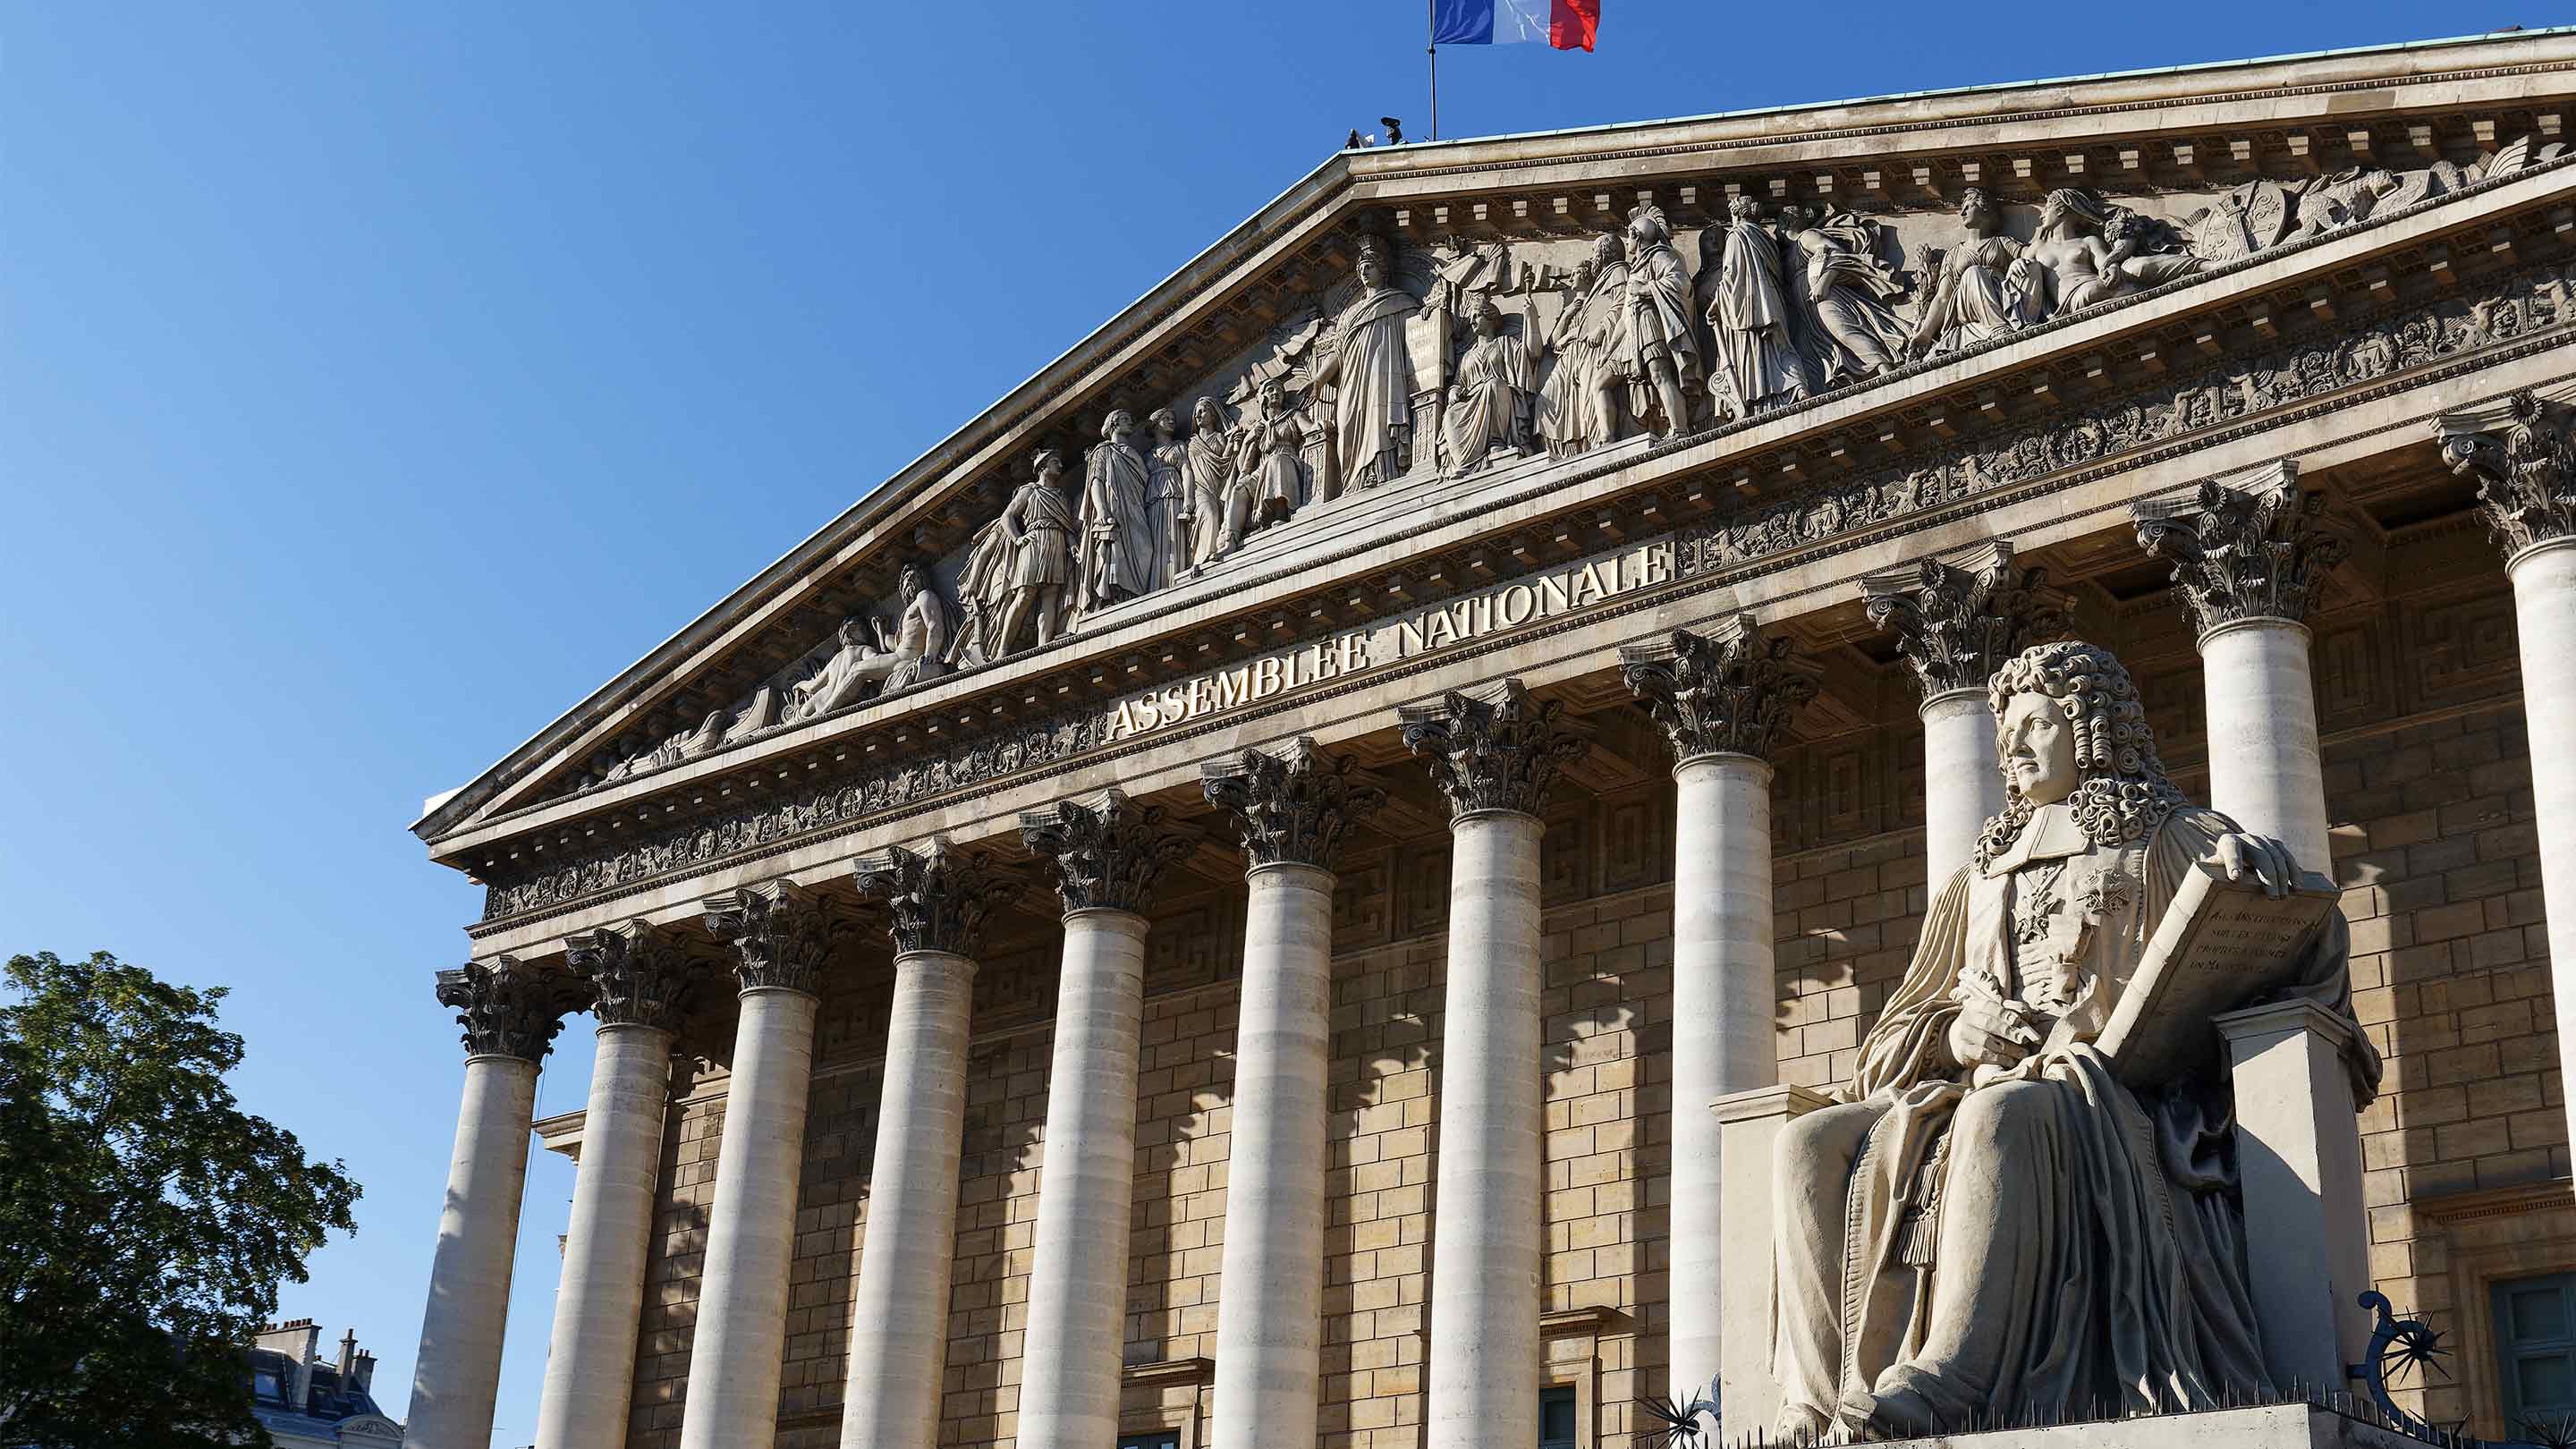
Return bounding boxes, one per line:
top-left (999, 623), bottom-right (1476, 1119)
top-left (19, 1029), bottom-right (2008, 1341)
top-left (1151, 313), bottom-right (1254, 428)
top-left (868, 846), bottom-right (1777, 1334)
top-left (473, 240), bottom-right (2576, 926)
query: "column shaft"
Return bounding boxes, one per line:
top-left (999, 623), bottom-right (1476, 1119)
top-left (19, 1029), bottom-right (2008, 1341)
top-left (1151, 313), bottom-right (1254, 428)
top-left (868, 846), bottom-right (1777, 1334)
top-left (408, 1055), bottom-right (540, 1449)
top-left (1667, 754), bottom-right (1775, 1408)
top-left (1211, 863), bottom-right (1336, 1449)
top-left (1424, 809), bottom-right (1546, 1449)
top-left (1017, 908), bottom-right (1149, 1449)
top-left (1919, 689), bottom-right (2005, 890)
top-left (675, 987), bottom-right (820, 1449)
top-left (2201, 619), bottom-right (2332, 870)
top-left (2512, 541), bottom-right (2576, 1168)
top-left (536, 1024), bottom-right (673, 1449)
top-left (839, 950), bottom-right (979, 1449)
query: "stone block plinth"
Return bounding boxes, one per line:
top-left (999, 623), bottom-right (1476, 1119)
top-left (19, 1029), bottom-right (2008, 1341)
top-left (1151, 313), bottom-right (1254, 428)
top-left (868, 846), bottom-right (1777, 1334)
top-left (1712, 1081), bottom-right (1832, 1445)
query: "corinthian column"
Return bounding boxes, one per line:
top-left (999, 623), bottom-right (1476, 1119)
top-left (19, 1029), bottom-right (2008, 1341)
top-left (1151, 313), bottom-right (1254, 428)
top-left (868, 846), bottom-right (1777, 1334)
top-left (2134, 462), bottom-right (2348, 871)
top-left (1015, 792), bottom-right (1188, 1449)
top-left (1619, 617), bottom-right (1816, 1413)
top-left (677, 881), bottom-right (836, 1449)
top-left (1199, 741), bottom-right (1383, 1449)
top-left (1861, 540), bottom-right (2065, 888)
top-left (1399, 680), bottom-right (1587, 1449)
top-left (410, 958), bottom-right (569, 1449)
top-left (536, 923), bottom-right (694, 1449)
top-left (2133, 460), bottom-right (2367, 1385)
top-left (838, 839), bottom-right (1013, 1449)
top-left (2442, 385), bottom-right (2576, 1156)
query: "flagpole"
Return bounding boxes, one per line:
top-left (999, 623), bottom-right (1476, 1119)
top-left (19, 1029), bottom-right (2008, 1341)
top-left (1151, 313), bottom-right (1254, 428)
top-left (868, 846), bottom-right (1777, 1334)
top-left (1426, 0), bottom-right (1438, 140)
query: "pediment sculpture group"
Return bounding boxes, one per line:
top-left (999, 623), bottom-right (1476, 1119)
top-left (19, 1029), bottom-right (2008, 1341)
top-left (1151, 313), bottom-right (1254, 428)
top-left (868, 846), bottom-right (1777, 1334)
top-left (590, 138), bottom-right (2543, 791)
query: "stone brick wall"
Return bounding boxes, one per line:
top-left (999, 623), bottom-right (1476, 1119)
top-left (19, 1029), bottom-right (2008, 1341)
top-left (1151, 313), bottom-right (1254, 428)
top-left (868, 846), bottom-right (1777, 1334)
top-left (618, 571), bottom-right (2571, 1448)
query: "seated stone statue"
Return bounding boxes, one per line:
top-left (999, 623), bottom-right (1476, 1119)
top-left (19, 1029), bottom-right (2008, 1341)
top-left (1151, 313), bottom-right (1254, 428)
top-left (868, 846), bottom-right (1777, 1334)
top-left (1771, 641), bottom-right (2380, 1440)
top-left (781, 564), bottom-right (950, 724)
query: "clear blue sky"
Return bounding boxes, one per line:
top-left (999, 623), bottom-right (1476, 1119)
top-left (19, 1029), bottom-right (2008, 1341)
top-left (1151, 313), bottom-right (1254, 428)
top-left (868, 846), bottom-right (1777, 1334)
top-left (0, 3), bottom-right (2507, 1441)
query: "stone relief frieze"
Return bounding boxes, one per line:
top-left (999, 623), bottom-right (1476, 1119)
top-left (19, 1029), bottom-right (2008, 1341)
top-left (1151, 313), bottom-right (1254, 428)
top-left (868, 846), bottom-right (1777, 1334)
top-left (556, 140), bottom-right (2560, 806)
top-left (480, 249), bottom-right (2574, 926)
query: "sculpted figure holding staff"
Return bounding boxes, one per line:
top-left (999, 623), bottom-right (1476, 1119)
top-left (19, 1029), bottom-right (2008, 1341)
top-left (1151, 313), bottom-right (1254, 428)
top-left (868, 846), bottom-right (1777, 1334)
top-left (1769, 641), bottom-right (2378, 1440)
top-left (996, 448), bottom-right (1077, 652)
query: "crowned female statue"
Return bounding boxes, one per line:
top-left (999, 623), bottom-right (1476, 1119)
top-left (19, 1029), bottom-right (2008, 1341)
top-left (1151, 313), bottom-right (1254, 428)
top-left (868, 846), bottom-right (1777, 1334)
top-left (1771, 640), bottom-right (2379, 1441)
top-left (1313, 233), bottom-right (1419, 490)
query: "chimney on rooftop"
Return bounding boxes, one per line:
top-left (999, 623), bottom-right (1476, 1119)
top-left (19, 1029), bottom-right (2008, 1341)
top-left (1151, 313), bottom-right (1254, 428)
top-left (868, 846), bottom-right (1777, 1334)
top-left (336, 1328), bottom-right (357, 1382)
top-left (352, 1349), bottom-right (376, 1395)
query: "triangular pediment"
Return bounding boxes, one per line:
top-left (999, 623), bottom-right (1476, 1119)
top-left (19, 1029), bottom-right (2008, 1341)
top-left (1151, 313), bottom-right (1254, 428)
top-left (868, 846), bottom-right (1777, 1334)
top-left (420, 28), bottom-right (2576, 895)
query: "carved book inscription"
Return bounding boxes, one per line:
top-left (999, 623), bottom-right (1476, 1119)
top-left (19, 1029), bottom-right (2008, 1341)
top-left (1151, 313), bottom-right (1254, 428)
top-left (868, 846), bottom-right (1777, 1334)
top-left (2075, 864), bottom-right (2340, 1088)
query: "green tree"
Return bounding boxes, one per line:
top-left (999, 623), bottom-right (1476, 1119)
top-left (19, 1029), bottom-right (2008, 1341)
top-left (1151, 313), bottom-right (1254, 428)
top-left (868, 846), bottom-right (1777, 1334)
top-left (0, 951), bottom-right (362, 1448)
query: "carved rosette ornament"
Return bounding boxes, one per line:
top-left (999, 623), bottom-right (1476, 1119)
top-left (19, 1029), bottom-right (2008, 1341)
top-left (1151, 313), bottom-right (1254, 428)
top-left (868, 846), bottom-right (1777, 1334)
top-left (435, 957), bottom-right (574, 1063)
top-left (564, 920), bottom-right (697, 1033)
top-left (1861, 540), bottom-right (2069, 700)
top-left (1199, 737), bottom-right (1386, 871)
top-left (2131, 461), bottom-right (2348, 635)
top-left (852, 836), bottom-right (1014, 958)
top-left (1618, 614), bottom-right (1819, 762)
top-left (2436, 386), bottom-right (2576, 558)
top-left (1018, 790), bottom-right (1190, 915)
top-left (700, 879), bottom-right (836, 996)
top-left (1397, 678), bottom-right (1589, 820)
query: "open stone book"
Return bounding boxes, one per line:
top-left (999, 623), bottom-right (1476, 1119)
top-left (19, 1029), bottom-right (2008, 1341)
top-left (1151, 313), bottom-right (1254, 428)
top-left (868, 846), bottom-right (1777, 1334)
top-left (2055, 863), bottom-right (2343, 1089)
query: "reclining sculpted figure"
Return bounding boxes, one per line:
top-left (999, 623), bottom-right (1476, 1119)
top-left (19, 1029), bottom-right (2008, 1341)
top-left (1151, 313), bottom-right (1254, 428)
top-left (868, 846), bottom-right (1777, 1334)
top-left (1771, 640), bottom-right (2380, 1440)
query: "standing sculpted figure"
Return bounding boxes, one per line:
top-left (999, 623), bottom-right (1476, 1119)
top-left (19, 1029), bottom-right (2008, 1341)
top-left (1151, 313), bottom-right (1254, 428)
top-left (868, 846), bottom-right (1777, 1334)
top-left (1181, 395), bottom-right (1238, 569)
top-left (1146, 407), bottom-right (1191, 589)
top-left (1768, 641), bottom-right (2377, 1441)
top-left (1078, 408), bottom-right (1158, 612)
top-left (1312, 233), bottom-right (1419, 490)
top-left (2022, 187), bottom-right (2203, 317)
top-left (1442, 294), bottom-right (1540, 472)
top-left (996, 448), bottom-right (1076, 652)
top-left (1778, 203), bottom-right (1914, 385)
top-left (947, 515), bottom-right (1014, 669)
top-left (1233, 377), bottom-right (1308, 531)
top-left (1706, 195), bottom-right (1809, 419)
top-left (1910, 187), bottom-right (2039, 359)
top-left (1536, 248), bottom-right (1623, 458)
top-left (1623, 203), bottom-right (1703, 437)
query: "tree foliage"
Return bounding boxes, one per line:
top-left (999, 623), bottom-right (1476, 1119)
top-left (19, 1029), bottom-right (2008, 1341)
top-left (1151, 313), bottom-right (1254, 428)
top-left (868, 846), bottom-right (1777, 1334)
top-left (0, 951), bottom-right (362, 1448)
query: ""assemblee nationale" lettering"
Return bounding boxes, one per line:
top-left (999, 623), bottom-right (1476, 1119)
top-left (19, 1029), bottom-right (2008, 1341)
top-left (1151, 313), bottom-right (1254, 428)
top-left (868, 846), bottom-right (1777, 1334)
top-left (1102, 539), bottom-right (1677, 743)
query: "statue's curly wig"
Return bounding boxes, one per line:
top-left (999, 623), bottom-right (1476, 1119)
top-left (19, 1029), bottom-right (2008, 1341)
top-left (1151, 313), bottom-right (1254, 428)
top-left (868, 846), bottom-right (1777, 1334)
top-left (1973, 640), bottom-right (2188, 870)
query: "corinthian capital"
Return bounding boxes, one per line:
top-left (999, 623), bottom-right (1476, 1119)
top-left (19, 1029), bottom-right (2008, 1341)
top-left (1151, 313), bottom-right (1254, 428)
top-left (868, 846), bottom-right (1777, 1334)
top-left (1860, 540), bottom-right (2067, 699)
top-left (1397, 678), bottom-right (1589, 820)
top-left (2436, 386), bottom-right (2576, 559)
top-left (1619, 614), bottom-right (1818, 762)
top-left (2131, 461), bottom-right (2347, 635)
top-left (565, 920), bottom-right (697, 1032)
top-left (1018, 790), bottom-right (1190, 915)
top-left (435, 956), bottom-right (574, 1063)
top-left (1200, 737), bottom-right (1385, 871)
top-left (700, 879), bottom-right (836, 995)
top-left (852, 836), bottom-right (1014, 957)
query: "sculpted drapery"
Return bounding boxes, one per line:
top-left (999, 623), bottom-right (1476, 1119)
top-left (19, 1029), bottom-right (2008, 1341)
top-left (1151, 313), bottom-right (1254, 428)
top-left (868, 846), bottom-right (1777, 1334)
top-left (1537, 249), bottom-right (1621, 458)
top-left (1317, 235), bottom-right (1419, 491)
top-left (1707, 197), bottom-right (1809, 419)
top-left (1443, 296), bottom-right (1539, 472)
top-left (1078, 410), bottom-right (1158, 610)
top-left (1771, 642), bottom-right (2380, 1441)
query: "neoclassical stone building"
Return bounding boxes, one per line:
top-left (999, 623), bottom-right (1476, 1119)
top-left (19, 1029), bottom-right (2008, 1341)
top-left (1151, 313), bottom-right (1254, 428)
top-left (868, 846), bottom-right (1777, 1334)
top-left (409, 30), bottom-right (2576, 1449)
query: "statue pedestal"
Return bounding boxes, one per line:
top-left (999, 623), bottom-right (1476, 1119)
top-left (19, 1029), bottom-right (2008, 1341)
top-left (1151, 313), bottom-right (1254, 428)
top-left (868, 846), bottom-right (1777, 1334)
top-left (1843, 1403), bottom-right (2433, 1448)
top-left (2216, 998), bottom-right (2375, 1394)
top-left (1710, 1082), bottom-right (1832, 1445)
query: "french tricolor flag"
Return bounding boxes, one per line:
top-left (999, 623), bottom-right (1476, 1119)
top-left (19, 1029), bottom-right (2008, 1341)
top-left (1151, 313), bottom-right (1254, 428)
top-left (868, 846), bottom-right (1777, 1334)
top-left (1432, 0), bottom-right (1598, 51)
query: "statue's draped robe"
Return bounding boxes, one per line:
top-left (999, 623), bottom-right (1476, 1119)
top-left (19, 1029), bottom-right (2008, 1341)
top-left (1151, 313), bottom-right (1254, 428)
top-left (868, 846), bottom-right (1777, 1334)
top-left (1538, 267), bottom-right (1625, 456)
top-left (1709, 220), bottom-right (1808, 418)
top-left (1443, 328), bottom-right (1536, 470)
top-left (1790, 220), bottom-right (1914, 382)
top-left (1005, 479), bottom-right (1075, 590)
top-left (1182, 428), bottom-right (1233, 566)
top-left (1079, 439), bottom-right (1157, 607)
top-left (1147, 439), bottom-right (1190, 588)
top-left (1326, 287), bottom-right (1418, 487)
top-left (1921, 234), bottom-right (2041, 356)
top-left (1624, 240), bottom-right (1703, 397)
top-left (1239, 405), bottom-right (1305, 521)
top-left (1774, 802), bottom-right (2380, 1434)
